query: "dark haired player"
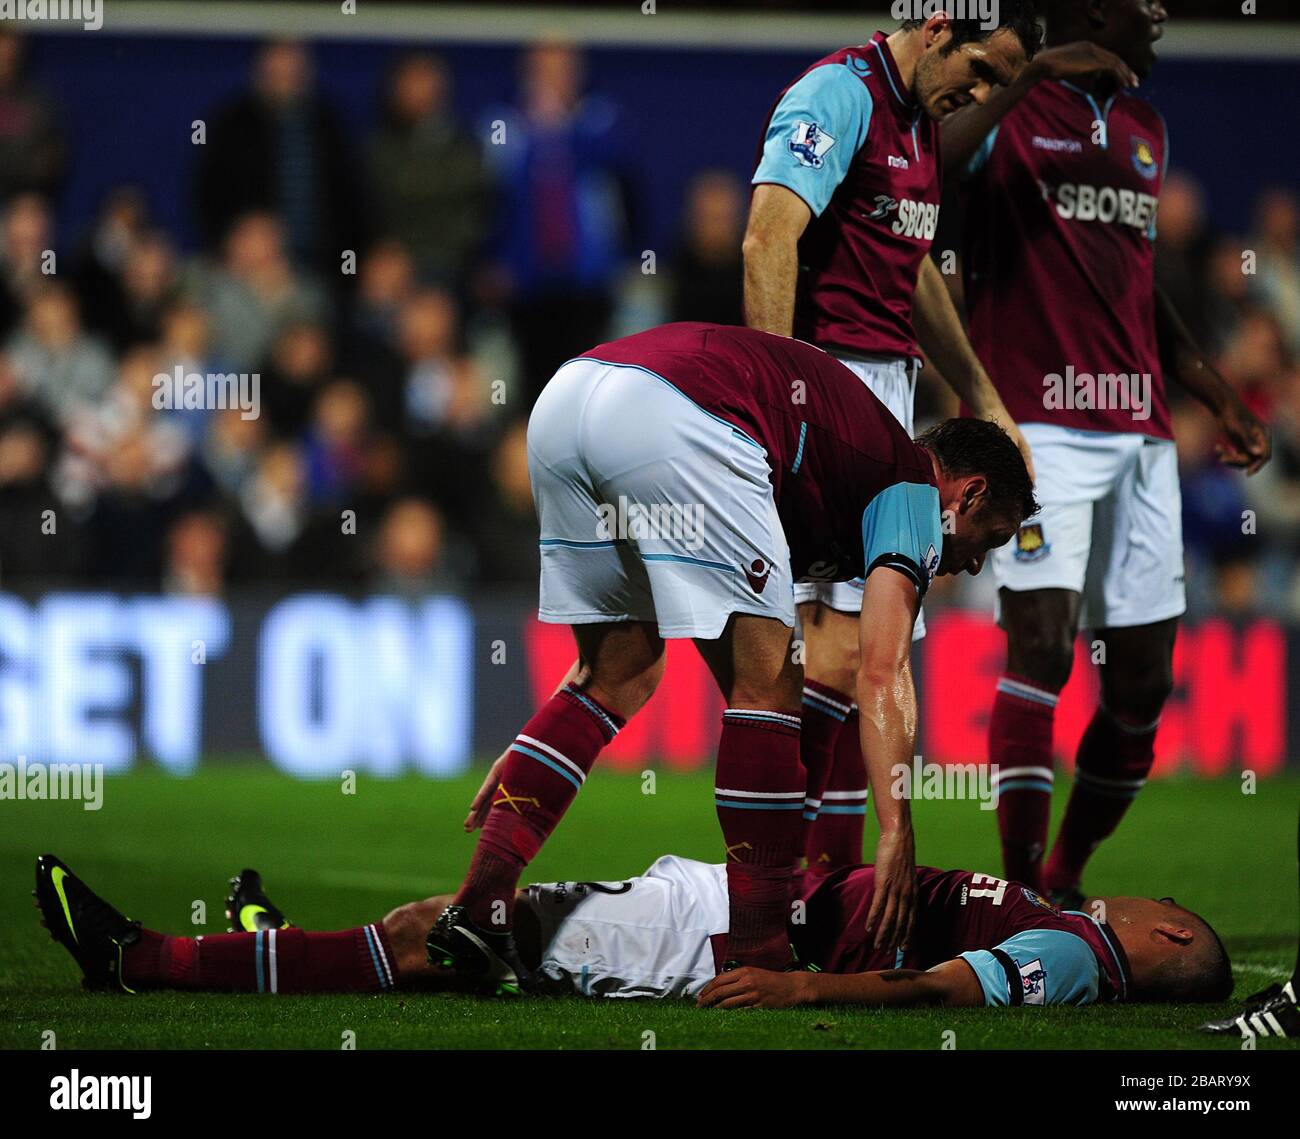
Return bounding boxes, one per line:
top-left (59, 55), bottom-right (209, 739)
top-left (431, 321), bottom-right (1034, 989)
top-left (34, 852), bottom-right (1232, 1010)
top-left (941, 0), bottom-right (1270, 903)
top-left (742, 7), bottom-right (1041, 897)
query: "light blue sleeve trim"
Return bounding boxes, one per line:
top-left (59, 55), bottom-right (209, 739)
top-left (962, 125), bottom-right (999, 180)
top-left (957, 949), bottom-right (1010, 1006)
top-left (752, 62), bottom-right (873, 217)
top-left (960, 929), bottom-right (1101, 1007)
top-left (860, 482), bottom-right (943, 593)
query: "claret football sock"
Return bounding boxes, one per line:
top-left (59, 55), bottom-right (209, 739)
top-left (805, 704), bottom-right (868, 873)
top-left (798, 681), bottom-right (852, 825)
top-left (458, 682), bottom-right (624, 929)
top-left (1045, 703), bottom-right (1158, 892)
top-left (121, 923), bottom-right (397, 993)
top-left (715, 708), bottom-right (803, 967)
top-left (990, 674), bottom-right (1059, 891)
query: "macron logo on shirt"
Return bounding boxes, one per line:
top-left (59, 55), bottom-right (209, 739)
top-left (1032, 135), bottom-right (1083, 154)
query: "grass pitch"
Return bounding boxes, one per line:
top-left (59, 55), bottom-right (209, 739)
top-left (1, 766), bottom-right (1296, 1050)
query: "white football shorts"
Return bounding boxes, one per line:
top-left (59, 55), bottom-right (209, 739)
top-left (527, 855), bottom-right (728, 999)
top-left (990, 422), bottom-right (1186, 630)
top-left (529, 357), bottom-right (795, 640)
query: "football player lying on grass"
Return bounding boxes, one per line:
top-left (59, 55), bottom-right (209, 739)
top-left (34, 852), bottom-right (1231, 1009)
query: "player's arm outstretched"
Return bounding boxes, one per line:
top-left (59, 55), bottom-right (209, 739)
top-left (854, 566), bottom-right (922, 954)
top-left (697, 958), bottom-right (984, 1010)
top-left (912, 256), bottom-right (1034, 480)
top-left (1154, 285), bottom-right (1271, 474)
top-left (939, 41), bottom-right (1136, 171)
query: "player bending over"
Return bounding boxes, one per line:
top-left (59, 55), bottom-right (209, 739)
top-left (34, 852), bottom-right (1231, 1009)
top-left (439, 321), bottom-right (1035, 992)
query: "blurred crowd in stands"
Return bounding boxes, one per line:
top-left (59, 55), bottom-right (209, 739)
top-left (0, 31), bottom-right (1297, 617)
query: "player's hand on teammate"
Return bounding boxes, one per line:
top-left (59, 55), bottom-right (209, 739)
top-left (1214, 397), bottom-right (1271, 475)
top-left (1026, 42), bottom-right (1138, 89)
top-left (465, 753), bottom-right (508, 831)
top-left (867, 825), bottom-right (916, 953)
top-left (697, 966), bottom-right (812, 1010)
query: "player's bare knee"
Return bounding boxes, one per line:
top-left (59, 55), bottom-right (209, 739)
top-left (382, 899), bottom-right (441, 965)
top-left (1001, 591), bottom-right (1078, 692)
top-left (379, 901), bottom-right (423, 948)
top-left (1094, 620), bottom-right (1177, 723)
top-left (801, 605), bottom-right (859, 683)
top-left (630, 652), bottom-right (667, 706)
top-left (801, 657), bottom-right (855, 695)
top-left (1103, 667), bottom-right (1173, 725)
top-left (702, 614), bottom-right (802, 714)
top-left (578, 626), bottom-right (665, 719)
top-left (803, 636), bottom-right (858, 693)
top-left (586, 653), bottom-right (663, 719)
top-left (1007, 627), bottom-right (1074, 692)
top-left (730, 659), bottom-right (802, 714)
